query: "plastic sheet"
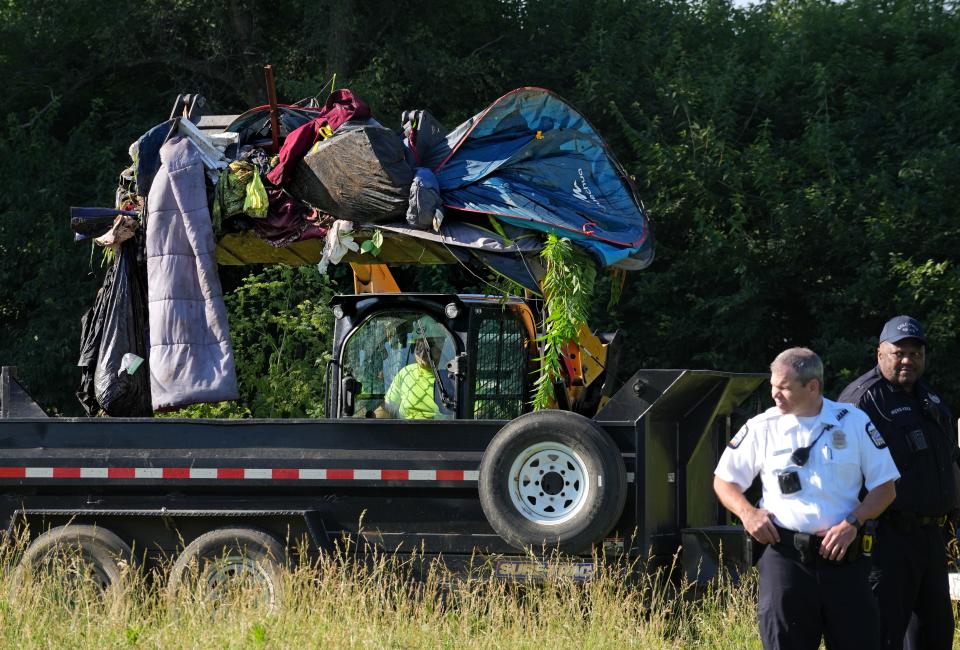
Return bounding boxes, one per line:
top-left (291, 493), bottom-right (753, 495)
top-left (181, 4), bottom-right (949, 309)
top-left (287, 125), bottom-right (413, 222)
top-left (90, 240), bottom-right (152, 416)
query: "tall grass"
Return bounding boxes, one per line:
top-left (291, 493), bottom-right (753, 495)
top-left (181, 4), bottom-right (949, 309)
top-left (0, 539), bottom-right (768, 649)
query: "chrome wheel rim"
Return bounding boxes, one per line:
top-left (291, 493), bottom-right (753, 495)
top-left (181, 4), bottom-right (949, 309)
top-left (508, 441), bottom-right (590, 525)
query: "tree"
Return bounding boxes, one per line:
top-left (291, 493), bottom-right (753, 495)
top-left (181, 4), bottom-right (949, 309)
top-left (3, 0), bottom-right (960, 413)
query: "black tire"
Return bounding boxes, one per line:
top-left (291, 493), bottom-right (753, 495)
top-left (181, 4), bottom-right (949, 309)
top-left (16, 524), bottom-right (135, 592)
top-left (478, 410), bottom-right (627, 554)
top-left (166, 527), bottom-right (286, 608)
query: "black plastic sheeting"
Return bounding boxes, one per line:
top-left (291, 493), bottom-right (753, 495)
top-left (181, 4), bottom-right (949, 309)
top-left (286, 125), bottom-right (413, 222)
top-left (76, 239), bottom-right (152, 417)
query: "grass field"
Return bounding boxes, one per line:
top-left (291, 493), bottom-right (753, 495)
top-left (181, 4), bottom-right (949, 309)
top-left (0, 541), bottom-right (956, 649)
top-left (0, 539), bottom-right (767, 650)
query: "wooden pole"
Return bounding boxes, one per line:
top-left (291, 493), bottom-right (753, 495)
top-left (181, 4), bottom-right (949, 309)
top-left (264, 65), bottom-right (280, 153)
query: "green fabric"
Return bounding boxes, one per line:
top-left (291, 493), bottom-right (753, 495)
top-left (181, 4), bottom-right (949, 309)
top-left (385, 363), bottom-right (438, 419)
top-left (243, 170), bottom-right (268, 218)
top-left (213, 161), bottom-right (267, 235)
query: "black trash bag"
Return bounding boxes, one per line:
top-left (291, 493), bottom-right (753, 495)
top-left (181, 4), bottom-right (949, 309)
top-left (76, 294), bottom-right (107, 416)
top-left (84, 240), bottom-right (152, 417)
top-left (287, 124), bottom-right (413, 222)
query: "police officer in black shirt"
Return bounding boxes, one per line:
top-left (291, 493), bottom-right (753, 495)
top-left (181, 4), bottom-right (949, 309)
top-left (838, 315), bottom-right (959, 650)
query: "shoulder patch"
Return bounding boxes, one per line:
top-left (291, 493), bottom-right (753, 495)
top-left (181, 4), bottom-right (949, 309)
top-left (728, 425), bottom-right (750, 449)
top-left (835, 409), bottom-right (848, 421)
top-left (866, 421), bottom-right (886, 449)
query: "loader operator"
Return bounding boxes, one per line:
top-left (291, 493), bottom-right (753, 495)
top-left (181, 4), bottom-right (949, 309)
top-left (375, 338), bottom-right (440, 420)
top-left (714, 347), bottom-right (899, 650)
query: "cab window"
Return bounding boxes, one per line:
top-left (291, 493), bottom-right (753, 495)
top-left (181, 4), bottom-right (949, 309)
top-left (340, 311), bottom-right (456, 419)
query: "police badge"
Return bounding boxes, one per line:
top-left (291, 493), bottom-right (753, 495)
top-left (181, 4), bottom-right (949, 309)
top-left (832, 430), bottom-right (847, 449)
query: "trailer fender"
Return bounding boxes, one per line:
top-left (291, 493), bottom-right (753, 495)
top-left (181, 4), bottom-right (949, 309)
top-left (15, 524), bottom-right (135, 592)
top-left (166, 526), bottom-right (287, 608)
top-left (478, 410), bottom-right (626, 554)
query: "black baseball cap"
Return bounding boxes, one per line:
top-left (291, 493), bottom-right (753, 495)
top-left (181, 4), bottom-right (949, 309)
top-left (879, 315), bottom-right (925, 345)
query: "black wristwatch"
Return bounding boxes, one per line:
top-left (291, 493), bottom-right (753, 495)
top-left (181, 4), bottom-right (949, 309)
top-left (845, 514), bottom-right (862, 529)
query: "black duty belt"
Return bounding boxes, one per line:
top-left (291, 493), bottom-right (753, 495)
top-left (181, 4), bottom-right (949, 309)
top-left (882, 510), bottom-right (948, 530)
top-left (775, 525), bottom-right (819, 550)
top-left (774, 525), bottom-right (861, 565)
top-left (774, 525), bottom-right (821, 564)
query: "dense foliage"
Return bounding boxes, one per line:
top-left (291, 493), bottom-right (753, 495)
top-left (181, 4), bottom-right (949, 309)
top-left (2, 0), bottom-right (960, 414)
top-left (161, 265), bottom-right (337, 418)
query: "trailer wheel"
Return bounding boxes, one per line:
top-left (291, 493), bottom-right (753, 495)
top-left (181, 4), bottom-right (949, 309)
top-left (16, 524), bottom-right (135, 592)
top-left (478, 410), bottom-right (627, 554)
top-left (166, 527), bottom-right (286, 609)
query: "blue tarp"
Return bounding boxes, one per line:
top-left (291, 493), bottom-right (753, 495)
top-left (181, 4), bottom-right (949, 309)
top-left (419, 87), bottom-right (654, 269)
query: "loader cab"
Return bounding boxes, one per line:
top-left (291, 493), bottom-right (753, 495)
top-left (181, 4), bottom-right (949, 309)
top-left (328, 294), bottom-right (538, 420)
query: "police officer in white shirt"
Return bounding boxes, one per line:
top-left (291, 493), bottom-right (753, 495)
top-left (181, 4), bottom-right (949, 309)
top-left (714, 347), bottom-right (900, 650)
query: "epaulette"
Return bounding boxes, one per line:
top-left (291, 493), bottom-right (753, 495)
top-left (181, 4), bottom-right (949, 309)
top-left (838, 368), bottom-right (884, 405)
top-left (752, 407), bottom-right (782, 422)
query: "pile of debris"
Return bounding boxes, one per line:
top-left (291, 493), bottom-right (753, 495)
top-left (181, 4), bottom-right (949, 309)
top-left (72, 84), bottom-right (655, 417)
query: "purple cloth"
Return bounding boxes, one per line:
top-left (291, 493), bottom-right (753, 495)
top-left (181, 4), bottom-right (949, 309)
top-left (250, 189), bottom-right (328, 247)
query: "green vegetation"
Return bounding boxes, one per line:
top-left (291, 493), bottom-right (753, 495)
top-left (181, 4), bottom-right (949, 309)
top-left (0, 537), bottom-right (768, 649)
top-left (5, 520), bottom-right (960, 649)
top-left (534, 234), bottom-right (597, 410)
top-left (162, 265), bottom-right (337, 419)
top-left (3, 0), bottom-right (960, 414)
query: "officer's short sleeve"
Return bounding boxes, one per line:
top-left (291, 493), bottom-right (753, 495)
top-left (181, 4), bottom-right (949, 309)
top-left (855, 412), bottom-right (901, 490)
top-left (714, 422), bottom-right (762, 491)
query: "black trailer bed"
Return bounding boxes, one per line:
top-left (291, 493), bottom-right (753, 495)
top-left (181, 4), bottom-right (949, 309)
top-left (0, 369), bottom-right (765, 580)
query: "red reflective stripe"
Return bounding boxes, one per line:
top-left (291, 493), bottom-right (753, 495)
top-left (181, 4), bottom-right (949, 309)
top-left (0, 466), bottom-right (481, 481)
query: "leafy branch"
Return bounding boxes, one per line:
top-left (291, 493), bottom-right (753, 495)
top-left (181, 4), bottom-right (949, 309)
top-left (532, 234), bottom-right (597, 410)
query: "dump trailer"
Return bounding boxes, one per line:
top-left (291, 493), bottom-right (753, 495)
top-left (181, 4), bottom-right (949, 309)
top-left (0, 94), bottom-right (763, 598)
top-left (0, 290), bottom-right (764, 599)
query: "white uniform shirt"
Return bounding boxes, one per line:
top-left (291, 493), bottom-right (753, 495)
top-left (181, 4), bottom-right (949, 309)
top-left (715, 397), bottom-right (900, 534)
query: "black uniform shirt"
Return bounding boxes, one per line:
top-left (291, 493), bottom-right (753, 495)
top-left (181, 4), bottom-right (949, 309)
top-left (838, 366), bottom-right (959, 516)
